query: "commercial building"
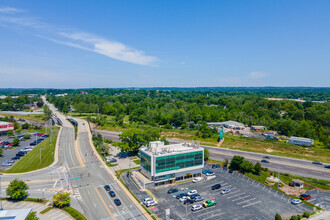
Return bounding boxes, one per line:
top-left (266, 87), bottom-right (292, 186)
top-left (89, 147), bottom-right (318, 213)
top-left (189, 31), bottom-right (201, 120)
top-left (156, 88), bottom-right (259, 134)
top-left (288, 137), bottom-right (314, 147)
top-left (0, 208), bottom-right (31, 220)
top-left (251, 125), bottom-right (267, 131)
top-left (0, 121), bottom-right (14, 136)
top-left (207, 121), bottom-right (245, 130)
top-left (139, 141), bottom-right (204, 187)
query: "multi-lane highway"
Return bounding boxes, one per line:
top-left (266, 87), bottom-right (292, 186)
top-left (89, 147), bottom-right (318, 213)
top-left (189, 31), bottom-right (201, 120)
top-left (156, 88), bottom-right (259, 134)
top-left (1, 97), bottom-right (147, 220)
top-left (95, 130), bottom-right (330, 181)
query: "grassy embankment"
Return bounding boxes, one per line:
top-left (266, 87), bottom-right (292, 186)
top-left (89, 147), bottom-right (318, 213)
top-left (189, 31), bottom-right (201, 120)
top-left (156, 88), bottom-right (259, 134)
top-left (3, 126), bottom-right (60, 173)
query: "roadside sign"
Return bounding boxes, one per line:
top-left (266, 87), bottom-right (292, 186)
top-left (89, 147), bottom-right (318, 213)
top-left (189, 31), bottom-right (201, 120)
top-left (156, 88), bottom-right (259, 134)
top-left (151, 208), bottom-right (158, 211)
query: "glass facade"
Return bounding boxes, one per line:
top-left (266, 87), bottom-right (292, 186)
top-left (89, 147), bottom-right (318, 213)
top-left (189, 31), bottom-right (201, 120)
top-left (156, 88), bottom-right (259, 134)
top-left (140, 151), bottom-right (151, 172)
top-left (155, 151), bottom-right (203, 174)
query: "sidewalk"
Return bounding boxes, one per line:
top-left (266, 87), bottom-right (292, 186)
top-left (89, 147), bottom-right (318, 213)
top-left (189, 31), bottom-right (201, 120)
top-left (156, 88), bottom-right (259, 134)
top-left (310, 211), bottom-right (330, 220)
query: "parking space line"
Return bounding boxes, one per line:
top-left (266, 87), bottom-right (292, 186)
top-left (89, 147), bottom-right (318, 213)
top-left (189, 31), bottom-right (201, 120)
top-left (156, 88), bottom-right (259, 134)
top-left (232, 195), bottom-right (250, 201)
top-left (226, 192), bottom-right (245, 199)
top-left (223, 190), bottom-right (241, 197)
top-left (242, 200), bottom-right (261, 208)
top-left (237, 198), bottom-right (256, 205)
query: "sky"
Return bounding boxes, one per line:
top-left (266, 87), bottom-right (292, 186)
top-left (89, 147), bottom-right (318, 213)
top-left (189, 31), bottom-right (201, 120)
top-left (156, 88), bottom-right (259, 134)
top-left (0, 0), bottom-right (329, 88)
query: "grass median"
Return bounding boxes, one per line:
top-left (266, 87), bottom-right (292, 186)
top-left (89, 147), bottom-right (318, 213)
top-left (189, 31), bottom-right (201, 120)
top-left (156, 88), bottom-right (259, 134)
top-left (3, 126), bottom-right (60, 173)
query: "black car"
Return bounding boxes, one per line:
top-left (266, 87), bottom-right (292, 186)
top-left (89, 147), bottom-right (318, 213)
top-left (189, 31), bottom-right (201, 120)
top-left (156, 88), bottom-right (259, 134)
top-left (263, 156), bottom-right (271, 159)
top-left (211, 184), bottom-right (221, 190)
top-left (312, 161), bottom-right (323, 165)
top-left (189, 194), bottom-right (200, 200)
top-left (11, 156), bottom-right (21, 160)
top-left (261, 159), bottom-right (270, 163)
top-left (114, 199), bottom-right (121, 206)
top-left (167, 189), bottom-right (178, 194)
top-left (109, 191), bottom-right (116, 197)
top-left (325, 165), bottom-right (330, 169)
top-left (183, 199), bottom-right (195, 204)
top-left (176, 193), bottom-right (187, 199)
top-left (16, 152), bottom-right (25, 157)
top-left (104, 185), bottom-right (110, 191)
top-left (30, 142), bottom-right (37, 146)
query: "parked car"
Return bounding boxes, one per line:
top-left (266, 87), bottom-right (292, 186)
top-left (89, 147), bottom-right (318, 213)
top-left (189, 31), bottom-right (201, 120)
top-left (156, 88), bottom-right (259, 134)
top-left (109, 191), bottom-right (115, 197)
top-left (114, 199), bottom-right (121, 206)
top-left (176, 193), bottom-right (188, 199)
top-left (312, 161), bottom-right (323, 165)
top-left (300, 194), bottom-right (311, 200)
top-left (216, 164), bottom-right (221, 168)
top-left (179, 196), bottom-right (189, 203)
top-left (263, 156), bottom-right (271, 159)
top-left (189, 194), bottom-right (200, 200)
top-left (104, 185), bottom-right (110, 191)
top-left (145, 200), bottom-right (158, 207)
top-left (2, 162), bottom-right (12, 167)
top-left (194, 196), bottom-right (204, 202)
top-left (183, 198), bottom-right (195, 205)
top-left (192, 177), bottom-right (202, 183)
top-left (205, 172), bottom-right (215, 176)
top-left (191, 204), bottom-right (203, 211)
top-left (187, 190), bottom-right (198, 196)
top-left (203, 200), bottom-right (216, 208)
top-left (11, 156), bottom-right (21, 160)
top-left (291, 199), bottom-right (302, 205)
top-left (221, 188), bottom-right (231, 194)
top-left (211, 164), bottom-right (216, 169)
top-left (202, 169), bottom-right (212, 174)
top-left (167, 189), bottom-right (178, 194)
top-left (261, 159), bottom-right (270, 163)
top-left (211, 184), bottom-right (221, 190)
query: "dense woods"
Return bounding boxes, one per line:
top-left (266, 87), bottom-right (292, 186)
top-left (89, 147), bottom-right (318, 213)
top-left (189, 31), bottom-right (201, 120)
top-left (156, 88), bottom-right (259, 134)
top-left (45, 88), bottom-right (330, 148)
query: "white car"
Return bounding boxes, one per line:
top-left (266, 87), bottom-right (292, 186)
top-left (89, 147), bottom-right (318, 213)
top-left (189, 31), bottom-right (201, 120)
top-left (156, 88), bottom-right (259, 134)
top-left (179, 196), bottom-right (189, 202)
top-left (187, 190), bottom-right (198, 196)
top-left (143, 197), bottom-right (154, 204)
top-left (192, 177), bottom-right (202, 183)
top-left (146, 200), bottom-right (158, 207)
top-left (205, 172), bottom-right (215, 176)
top-left (291, 199), bottom-right (302, 205)
top-left (191, 204), bottom-right (203, 211)
top-left (221, 188), bottom-right (231, 194)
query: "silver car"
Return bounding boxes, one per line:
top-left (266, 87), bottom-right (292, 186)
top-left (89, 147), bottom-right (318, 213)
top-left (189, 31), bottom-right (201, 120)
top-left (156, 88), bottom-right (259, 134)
top-left (191, 204), bottom-right (203, 211)
top-left (194, 196), bottom-right (204, 202)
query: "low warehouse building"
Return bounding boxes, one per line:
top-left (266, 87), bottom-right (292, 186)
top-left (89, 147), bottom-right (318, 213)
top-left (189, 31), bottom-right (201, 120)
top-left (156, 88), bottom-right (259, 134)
top-left (0, 121), bottom-right (14, 136)
top-left (288, 136), bottom-right (314, 147)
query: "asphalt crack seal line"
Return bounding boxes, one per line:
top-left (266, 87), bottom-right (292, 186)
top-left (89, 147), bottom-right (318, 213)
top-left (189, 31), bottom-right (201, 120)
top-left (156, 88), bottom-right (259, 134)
top-left (94, 187), bottom-right (116, 220)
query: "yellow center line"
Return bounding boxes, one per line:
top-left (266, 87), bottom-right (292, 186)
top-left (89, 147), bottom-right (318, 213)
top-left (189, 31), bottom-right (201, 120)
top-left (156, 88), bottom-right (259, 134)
top-left (94, 187), bottom-right (116, 220)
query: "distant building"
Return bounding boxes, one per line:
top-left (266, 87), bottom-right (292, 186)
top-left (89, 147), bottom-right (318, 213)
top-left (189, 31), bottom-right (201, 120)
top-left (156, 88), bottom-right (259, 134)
top-left (23, 103), bottom-right (37, 110)
top-left (0, 208), bottom-right (31, 220)
top-left (288, 136), bottom-right (314, 147)
top-left (290, 179), bottom-right (304, 188)
top-left (207, 121), bottom-right (245, 130)
top-left (0, 121), bottom-right (14, 136)
top-left (80, 91), bottom-right (88, 95)
top-left (279, 110), bottom-right (286, 117)
top-left (138, 141), bottom-right (204, 188)
top-left (251, 125), bottom-right (266, 131)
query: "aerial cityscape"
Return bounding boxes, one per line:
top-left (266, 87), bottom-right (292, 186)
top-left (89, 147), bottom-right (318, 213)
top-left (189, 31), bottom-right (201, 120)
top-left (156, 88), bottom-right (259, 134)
top-left (0, 1), bottom-right (329, 220)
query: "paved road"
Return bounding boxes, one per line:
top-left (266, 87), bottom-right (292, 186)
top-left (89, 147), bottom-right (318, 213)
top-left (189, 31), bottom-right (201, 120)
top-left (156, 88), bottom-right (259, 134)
top-left (1, 98), bottom-right (146, 220)
top-left (96, 130), bottom-right (330, 181)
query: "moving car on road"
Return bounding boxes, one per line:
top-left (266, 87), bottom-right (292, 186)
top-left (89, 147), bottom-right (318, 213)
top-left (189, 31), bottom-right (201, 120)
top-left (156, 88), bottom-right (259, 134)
top-left (312, 161), bottom-right (323, 165)
top-left (291, 199), bottom-right (302, 205)
top-left (263, 156), bottom-right (271, 159)
top-left (325, 165), bottom-right (330, 169)
top-left (261, 159), bottom-right (270, 163)
top-left (114, 199), bottom-right (121, 206)
top-left (221, 188), bottom-right (231, 194)
top-left (191, 204), bottom-right (203, 211)
top-left (203, 200), bottom-right (216, 208)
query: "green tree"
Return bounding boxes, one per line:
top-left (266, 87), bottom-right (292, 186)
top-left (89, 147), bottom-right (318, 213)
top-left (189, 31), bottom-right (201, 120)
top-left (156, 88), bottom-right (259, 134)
top-left (230, 155), bottom-right (245, 170)
top-left (143, 128), bottom-right (160, 144)
top-left (119, 128), bottom-right (145, 152)
top-left (302, 212), bottom-right (310, 218)
top-left (290, 215), bottom-right (299, 220)
top-left (0, 148), bottom-right (3, 156)
top-left (275, 213), bottom-right (282, 220)
top-left (254, 162), bottom-right (262, 175)
top-left (223, 158), bottom-right (229, 168)
top-left (12, 137), bottom-right (20, 146)
top-left (160, 137), bottom-right (170, 145)
top-left (53, 191), bottom-right (71, 208)
top-left (239, 160), bottom-right (254, 174)
top-left (6, 178), bottom-right (29, 200)
top-left (22, 123), bottom-right (29, 129)
top-left (7, 130), bottom-right (14, 137)
top-left (26, 211), bottom-right (39, 220)
top-left (204, 149), bottom-right (210, 160)
top-left (24, 134), bottom-right (31, 139)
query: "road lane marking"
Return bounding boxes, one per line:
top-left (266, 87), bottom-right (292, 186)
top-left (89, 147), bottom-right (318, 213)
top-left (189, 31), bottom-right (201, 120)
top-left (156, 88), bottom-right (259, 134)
top-left (94, 187), bottom-right (116, 220)
top-left (53, 180), bottom-right (58, 188)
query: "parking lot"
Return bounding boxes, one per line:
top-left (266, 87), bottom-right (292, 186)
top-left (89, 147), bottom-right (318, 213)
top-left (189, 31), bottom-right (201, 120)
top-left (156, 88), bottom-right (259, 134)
top-left (0, 133), bottom-right (48, 170)
top-left (307, 190), bottom-right (330, 211)
top-left (150, 164), bottom-right (314, 220)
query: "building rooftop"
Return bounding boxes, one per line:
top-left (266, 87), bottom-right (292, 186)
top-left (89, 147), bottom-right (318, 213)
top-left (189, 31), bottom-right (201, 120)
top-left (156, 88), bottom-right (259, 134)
top-left (141, 141), bottom-right (202, 156)
top-left (289, 136), bottom-right (314, 142)
top-left (207, 121), bottom-right (244, 127)
top-left (0, 121), bottom-right (13, 126)
top-left (0, 208), bottom-right (31, 220)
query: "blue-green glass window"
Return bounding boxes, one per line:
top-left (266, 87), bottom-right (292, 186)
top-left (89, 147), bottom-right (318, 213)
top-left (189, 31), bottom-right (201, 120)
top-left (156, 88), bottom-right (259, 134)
top-left (155, 151), bottom-right (203, 173)
top-left (140, 151), bottom-right (151, 172)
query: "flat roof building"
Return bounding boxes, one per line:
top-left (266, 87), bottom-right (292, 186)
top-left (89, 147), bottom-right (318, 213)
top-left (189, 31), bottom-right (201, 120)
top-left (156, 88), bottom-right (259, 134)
top-left (207, 121), bottom-right (245, 129)
top-left (0, 121), bottom-right (14, 136)
top-left (288, 137), bottom-right (314, 147)
top-left (139, 141), bottom-right (204, 187)
top-left (0, 208), bottom-right (31, 220)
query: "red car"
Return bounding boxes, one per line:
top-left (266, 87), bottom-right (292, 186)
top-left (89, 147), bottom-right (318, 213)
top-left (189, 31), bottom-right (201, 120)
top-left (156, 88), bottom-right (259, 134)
top-left (300, 194), bottom-right (311, 200)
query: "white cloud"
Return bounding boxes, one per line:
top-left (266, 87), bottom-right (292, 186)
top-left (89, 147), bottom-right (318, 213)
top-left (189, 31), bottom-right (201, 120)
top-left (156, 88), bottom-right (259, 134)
top-left (0, 8), bottom-right (158, 66)
top-left (0, 7), bottom-right (24, 14)
top-left (249, 71), bottom-right (268, 79)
